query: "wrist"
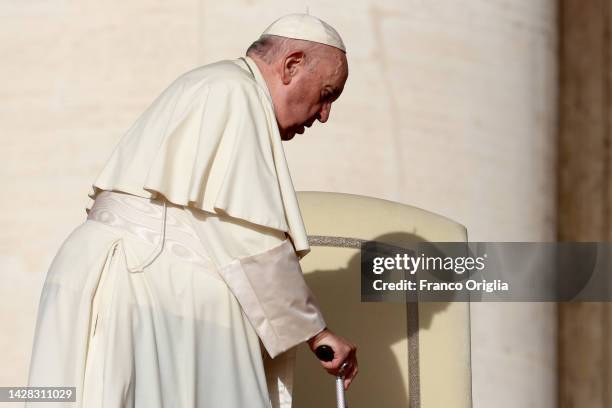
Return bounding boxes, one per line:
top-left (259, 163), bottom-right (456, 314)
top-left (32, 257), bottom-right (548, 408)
top-left (307, 326), bottom-right (328, 347)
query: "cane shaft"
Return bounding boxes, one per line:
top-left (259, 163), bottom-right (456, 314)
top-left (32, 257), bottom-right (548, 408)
top-left (315, 345), bottom-right (349, 408)
top-left (336, 376), bottom-right (347, 408)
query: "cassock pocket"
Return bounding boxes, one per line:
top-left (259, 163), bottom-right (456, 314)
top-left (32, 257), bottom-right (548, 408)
top-left (82, 239), bottom-right (125, 406)
top-left (88, 239), bottom-right (122, 340)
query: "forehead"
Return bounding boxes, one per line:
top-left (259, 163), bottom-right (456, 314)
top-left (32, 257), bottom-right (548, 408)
top-left (313, 47), bottom-right (348, 88)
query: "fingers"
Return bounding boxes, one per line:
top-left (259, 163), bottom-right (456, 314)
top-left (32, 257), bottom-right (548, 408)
top-left (328, 355), bottom-right (350, 375)
top-left (317, 347), bottom-right (350, 373)
top-left (329, 345), bottom-right (357, 378)
top-left (308, 329), bottom-right (358, 384)
top-left (343, 359), bottom-right (359, 390)
top-left (320, 355), bottom-right (344, 375)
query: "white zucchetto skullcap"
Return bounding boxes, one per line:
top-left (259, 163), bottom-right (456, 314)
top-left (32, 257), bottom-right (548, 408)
top-left (260, 13), bottom-right (346, 53)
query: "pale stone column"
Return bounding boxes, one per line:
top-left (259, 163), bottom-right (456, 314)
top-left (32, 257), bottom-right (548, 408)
top-left (558, 0), bottom-right (612, 406)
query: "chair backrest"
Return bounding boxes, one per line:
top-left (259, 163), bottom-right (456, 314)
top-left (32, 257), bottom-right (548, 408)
top-left (293, 191), bottom-right (473, 408)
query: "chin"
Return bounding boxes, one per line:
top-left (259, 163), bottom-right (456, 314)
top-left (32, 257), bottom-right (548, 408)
top-left (281, 132), bottom-right (296, 141)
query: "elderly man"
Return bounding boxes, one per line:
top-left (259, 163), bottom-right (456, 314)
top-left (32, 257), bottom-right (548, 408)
top-left (26, 13), bottom-right (357, 408)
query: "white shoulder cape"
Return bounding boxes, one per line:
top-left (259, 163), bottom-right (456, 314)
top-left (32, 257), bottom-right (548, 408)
top-left (87, 56), bottom-right (310, 259)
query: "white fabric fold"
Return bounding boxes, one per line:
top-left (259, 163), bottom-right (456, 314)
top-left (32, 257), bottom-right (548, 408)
top-left (27, 220), bottom-right (275, 407)
top-left (87, 56), bottom-right (311, 258)
top-left (217, 238), bottom-right (326, 359)
top-left (87, 191), bottom-right (326, 360)
top-left (78, 55), bottom-right (322, 406)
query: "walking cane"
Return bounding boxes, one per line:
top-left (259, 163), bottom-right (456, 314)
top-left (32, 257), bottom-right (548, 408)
top-left (315, 345), bottom-right (349, 408)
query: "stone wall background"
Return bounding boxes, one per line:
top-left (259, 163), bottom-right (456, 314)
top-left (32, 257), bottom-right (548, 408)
top-left (0, 1), bottom-right (558, 407)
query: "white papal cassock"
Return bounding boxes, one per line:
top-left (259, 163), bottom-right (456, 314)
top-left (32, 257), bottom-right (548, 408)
top-left (26, 56), bottom-right (326, 408)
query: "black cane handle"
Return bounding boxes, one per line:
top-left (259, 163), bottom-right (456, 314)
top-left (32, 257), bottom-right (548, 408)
top-left (315, 345), bottom-right (335, 362)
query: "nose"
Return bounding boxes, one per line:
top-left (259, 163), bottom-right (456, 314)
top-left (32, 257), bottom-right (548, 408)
top-left (317, 102), bottom-right (331, 123)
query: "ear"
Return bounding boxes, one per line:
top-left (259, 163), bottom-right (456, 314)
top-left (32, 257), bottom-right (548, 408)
top-left (281, 51), bottom-right (305, 85)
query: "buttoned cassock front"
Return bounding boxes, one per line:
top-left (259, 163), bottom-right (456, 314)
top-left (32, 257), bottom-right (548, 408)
top-left (26, 56), bottom-right (326, 408)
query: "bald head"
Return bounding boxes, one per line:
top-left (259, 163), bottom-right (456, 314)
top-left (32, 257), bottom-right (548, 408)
top-left (246, 35), bottom-right (349, 140)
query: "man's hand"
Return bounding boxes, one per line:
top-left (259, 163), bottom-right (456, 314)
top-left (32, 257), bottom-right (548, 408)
top-left (307, 327), bottom-right (358, 390)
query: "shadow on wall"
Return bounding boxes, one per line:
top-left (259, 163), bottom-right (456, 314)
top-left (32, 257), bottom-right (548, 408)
top-left (292, 232), bottom-right (450, 408)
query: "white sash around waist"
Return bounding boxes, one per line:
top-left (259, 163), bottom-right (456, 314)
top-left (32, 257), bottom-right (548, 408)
top-left (87, 190), bottom-right (217, 274)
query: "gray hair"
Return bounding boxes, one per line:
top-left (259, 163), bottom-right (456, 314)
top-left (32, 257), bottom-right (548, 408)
top-left (246, 35), bottom-right (321, 71)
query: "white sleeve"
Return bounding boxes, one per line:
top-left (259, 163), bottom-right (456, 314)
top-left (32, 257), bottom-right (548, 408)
top-left (184, 207), bottom-right (326, 359)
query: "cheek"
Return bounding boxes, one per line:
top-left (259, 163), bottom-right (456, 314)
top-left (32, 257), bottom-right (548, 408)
top-left (299, 92), bottom-right (322, 118)
top-left (286, 94), bottom-right (312, 123)
top-left (283, 79), bottom-right (322, 125)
